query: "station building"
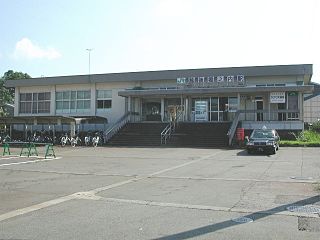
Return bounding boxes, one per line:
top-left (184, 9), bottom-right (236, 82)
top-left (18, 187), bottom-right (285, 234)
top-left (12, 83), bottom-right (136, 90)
top-left (2, 64), bottom-right (314, 146)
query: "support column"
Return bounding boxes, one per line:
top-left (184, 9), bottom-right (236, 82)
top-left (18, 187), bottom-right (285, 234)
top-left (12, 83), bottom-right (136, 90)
top-left (70, 122), bottom-right (76, 137)
top-left (187, 97), bottom-right (191, 122)
top-left (51, 85), bottom-right (56, 115)
top-left (91, 83), bottom-right (96, 116)
top-left (161, 98), bottom-right (165, 122)
top-left (128, 96), bottom-right (131, 112)
top-left (14, 87), bottom-right (20, 116)
top-left (299, 92), bottom-right (304, 122)
top-left (185, 98), bottom-right (189, 121)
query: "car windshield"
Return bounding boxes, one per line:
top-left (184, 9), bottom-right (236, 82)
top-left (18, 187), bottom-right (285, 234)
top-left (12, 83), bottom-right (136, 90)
top-left (251, 130), bottom-right (274, 139)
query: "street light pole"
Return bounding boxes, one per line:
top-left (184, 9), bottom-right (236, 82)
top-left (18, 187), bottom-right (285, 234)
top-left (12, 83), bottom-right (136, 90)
top-left (86, 48), bottom-right (93, 76)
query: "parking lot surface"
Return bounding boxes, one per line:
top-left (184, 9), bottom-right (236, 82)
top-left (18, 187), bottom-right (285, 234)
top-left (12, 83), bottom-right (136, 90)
top-left (0, 146), bottom-right (319, 239)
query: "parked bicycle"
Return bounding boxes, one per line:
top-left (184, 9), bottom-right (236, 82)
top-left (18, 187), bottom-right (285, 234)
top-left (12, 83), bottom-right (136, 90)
top-left (70, 135), bottom-right (82, 147)
top-left (84, 135), bottom-right (91, 146)
top-left (60, 134), bottom-right (70, 147)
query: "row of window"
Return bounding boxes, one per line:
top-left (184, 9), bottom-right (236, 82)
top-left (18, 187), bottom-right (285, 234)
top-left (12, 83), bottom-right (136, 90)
top-left (19, 90), bottom-right (112, 114)
top-left (20, 93), bottom-right (51, 114)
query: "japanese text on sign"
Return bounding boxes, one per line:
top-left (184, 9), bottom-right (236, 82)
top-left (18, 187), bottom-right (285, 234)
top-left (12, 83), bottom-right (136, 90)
top-left (177, 75), bottom-right (245, 88)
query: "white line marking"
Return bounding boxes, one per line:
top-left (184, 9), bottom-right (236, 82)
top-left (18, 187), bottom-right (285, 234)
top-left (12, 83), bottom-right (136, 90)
top-left (100, 197), bottom-right (319, 218)
top-left (152, 175), bottom-right (319, 184)
top-left (148, 151), bottom-right (224, 177)
top-left (0, 195), bottom-right (75, 222)
top-left (0, 156), bottom-right (21, 160)
top-left (0, 157), bottom-right (61, 167)
top-left (0, 151), bottom-right (223, 222)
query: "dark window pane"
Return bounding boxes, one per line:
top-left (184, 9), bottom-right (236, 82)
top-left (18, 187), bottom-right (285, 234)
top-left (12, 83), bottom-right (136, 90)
top-left (33, 93), bottom-right (38, 101)
top-left (44, 102), bottom-right (50, 112)
top-left (84, 100), bottom-right (90, 109)
top-left (70, 101), bottom-right (76, 109)
top-left (104, 100), bottom-right (112, 108)
top-left (20, 93), bottom-right (26, 101)
top-left (32, 102), bottom-right (38, 113)
top-left (211, 97), bottom-right (218, 111)
top-left (97, 100), bottom-right (104, 108)
top-left (45, 92), bottom-right (51, 100)
top-left (38, 93), bottom-right (45, 100)
top-left (26, 93), bottom-right (32, 101)
top-left (77, 100), bottom-right (84, 109)
top-left (56, 92), bottom-right (63, 100)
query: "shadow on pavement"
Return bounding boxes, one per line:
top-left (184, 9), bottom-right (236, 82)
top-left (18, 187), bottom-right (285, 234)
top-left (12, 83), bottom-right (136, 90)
top-left (236, 149), bottom-right (272, 157)
top-left (153, 195), bottom-right (320, 240)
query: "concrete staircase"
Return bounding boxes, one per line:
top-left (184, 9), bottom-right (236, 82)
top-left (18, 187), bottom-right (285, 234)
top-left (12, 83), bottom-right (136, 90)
top-left (107, 122), bottom-right (167, 146)
top-left (107, 122), bottom-right (231, 148)
top-left (168, 122), bottom-right (231, 148)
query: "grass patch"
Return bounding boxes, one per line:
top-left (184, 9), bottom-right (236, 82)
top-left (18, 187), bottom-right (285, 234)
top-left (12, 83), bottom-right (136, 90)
top-left (280, 130), bottom-right (320, 147)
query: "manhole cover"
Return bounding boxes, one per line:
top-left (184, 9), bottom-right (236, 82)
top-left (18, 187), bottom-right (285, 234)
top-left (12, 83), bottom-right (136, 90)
top-left (287, 205), bottom-right (320, 214)
top-left (290, 176), bottom-right (313, 180)
top-left (231, 217), bottom-right (253, 223)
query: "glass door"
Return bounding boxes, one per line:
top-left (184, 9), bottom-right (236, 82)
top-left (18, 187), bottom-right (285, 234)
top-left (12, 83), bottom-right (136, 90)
top-left (256, 100), bottom-right (263, 121)
top-left (195, 100), bottom-right (208, 122)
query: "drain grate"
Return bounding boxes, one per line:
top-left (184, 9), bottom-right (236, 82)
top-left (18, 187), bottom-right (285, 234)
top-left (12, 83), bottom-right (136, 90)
top-left (231, 217), bottom-right (254, 223)
top-left (287, 205), bottom-right (320, 214)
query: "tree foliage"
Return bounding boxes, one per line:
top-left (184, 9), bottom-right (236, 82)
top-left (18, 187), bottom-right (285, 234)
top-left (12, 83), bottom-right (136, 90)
top-left (0, 70), bottom-right (31, 116)
top-left (2, 70), bottom-right (31, 81)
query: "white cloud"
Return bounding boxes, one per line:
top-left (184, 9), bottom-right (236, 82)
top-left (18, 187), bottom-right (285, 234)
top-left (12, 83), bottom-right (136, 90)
top-left (13, 38), bottom-right (61, 60)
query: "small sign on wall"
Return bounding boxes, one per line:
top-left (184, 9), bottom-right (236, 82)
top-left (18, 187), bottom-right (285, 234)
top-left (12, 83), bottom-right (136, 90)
top-left (270, 92), bottom-right (285, 103)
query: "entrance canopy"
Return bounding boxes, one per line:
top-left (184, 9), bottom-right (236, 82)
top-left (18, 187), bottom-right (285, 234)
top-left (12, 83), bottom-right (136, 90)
top-left (0, 116), bottom-right (108, 125)
top-left (118, 85), bottom-right (314, 98)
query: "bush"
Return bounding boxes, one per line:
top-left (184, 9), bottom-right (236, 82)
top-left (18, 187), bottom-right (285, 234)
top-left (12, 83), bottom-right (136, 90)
top-left (282, 130), bottom-right (320, 147)
top-left (310, 121), bottom-right (320, 133)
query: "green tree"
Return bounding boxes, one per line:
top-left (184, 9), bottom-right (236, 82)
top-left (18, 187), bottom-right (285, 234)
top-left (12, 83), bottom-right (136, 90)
top-left (0, 70), bottom-right (31, 116)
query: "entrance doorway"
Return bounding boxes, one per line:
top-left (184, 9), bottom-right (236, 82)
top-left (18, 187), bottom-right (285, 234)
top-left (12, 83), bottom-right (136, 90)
top-left (142, 101), bottom-right (161, 121)
top-left (256, 100), bottom-right (263, 121)
top-left (195, 100), bottom-right (208, 122)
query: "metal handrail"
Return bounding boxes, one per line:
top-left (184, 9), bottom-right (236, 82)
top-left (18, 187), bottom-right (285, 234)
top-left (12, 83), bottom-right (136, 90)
top-left (161, 122), bottom-right (175, 145)
top-left (227, 111), bottom-right (241, 146)
top-left (105, 112), bottom-right (136, 142)
top-left (227, 109), bottom-right (301, 146)
top-left (160, 110), bottom-right (184, 145)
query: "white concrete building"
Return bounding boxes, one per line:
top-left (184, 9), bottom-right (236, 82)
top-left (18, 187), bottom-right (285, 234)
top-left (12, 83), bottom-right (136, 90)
top-left (2, 64), bottom-right (314, 143)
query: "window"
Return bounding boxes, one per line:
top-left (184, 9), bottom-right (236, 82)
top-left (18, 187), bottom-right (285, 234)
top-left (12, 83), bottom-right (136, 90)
top-left (228, 97), bottom-right (238, 112)
top-left (56, 90), bottom-right (91, 113)
top-left (97, 90), bottom-right (112, 109)
top-left (19, 92), bottom-right (51, 114)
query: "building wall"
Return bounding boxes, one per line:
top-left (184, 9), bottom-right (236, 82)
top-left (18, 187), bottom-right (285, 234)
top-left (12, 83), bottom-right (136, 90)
top-left (16, 81), bottom-right (137, 124)
top-left (304, 95), bottom-right (320, 123)
top-left (14, 73), bottom-right (309, 125)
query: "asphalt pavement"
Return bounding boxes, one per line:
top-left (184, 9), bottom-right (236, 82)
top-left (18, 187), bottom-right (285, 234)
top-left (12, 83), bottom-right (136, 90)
top-left (0, 146), bottom-right (319, 239)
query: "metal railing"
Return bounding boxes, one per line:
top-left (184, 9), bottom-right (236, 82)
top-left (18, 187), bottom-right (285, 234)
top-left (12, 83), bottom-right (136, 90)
top-left (227, 109), bottom-right (301, 146)
top-left (104, 112), bottom-right (137, 143)
top-left (239, 109), bottom-right (300, 121)
top-left (160, 121), bottom-right (175, 145)
top-left (160, 110), bottom-right (184, 145)
top-left (227, 111), bottom-right (241, 146)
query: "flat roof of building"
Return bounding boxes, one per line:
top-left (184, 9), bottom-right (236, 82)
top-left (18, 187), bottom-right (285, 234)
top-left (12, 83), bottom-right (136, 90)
top-left (5, 64), bottom-right (313, 87)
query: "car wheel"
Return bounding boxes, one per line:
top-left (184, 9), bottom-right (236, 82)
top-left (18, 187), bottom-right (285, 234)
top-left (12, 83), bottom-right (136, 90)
top-left (270, 147), bottom-right (276, 155)
top-left (247, 149), bottom-right (252, 154)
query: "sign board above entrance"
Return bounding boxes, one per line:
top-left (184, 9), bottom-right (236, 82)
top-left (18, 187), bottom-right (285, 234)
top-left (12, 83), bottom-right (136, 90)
top-left (270, 92), bottom-right (286, 103)
top-left (177, 75), bottom-right (245, 88)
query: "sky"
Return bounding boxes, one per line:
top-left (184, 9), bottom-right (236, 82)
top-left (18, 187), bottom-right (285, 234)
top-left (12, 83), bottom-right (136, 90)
top-left (0, 0), bottom-right (319, 83)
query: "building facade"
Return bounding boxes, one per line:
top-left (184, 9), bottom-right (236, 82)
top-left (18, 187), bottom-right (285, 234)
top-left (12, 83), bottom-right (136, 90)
top-left (304, 82), bottom-right (320, 123)
top-left (3, 64), bottom-right (313, 141)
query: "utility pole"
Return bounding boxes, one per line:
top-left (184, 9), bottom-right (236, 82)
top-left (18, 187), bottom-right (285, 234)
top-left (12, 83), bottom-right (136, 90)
top-left (86, 48), bottom-right (93, 79)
